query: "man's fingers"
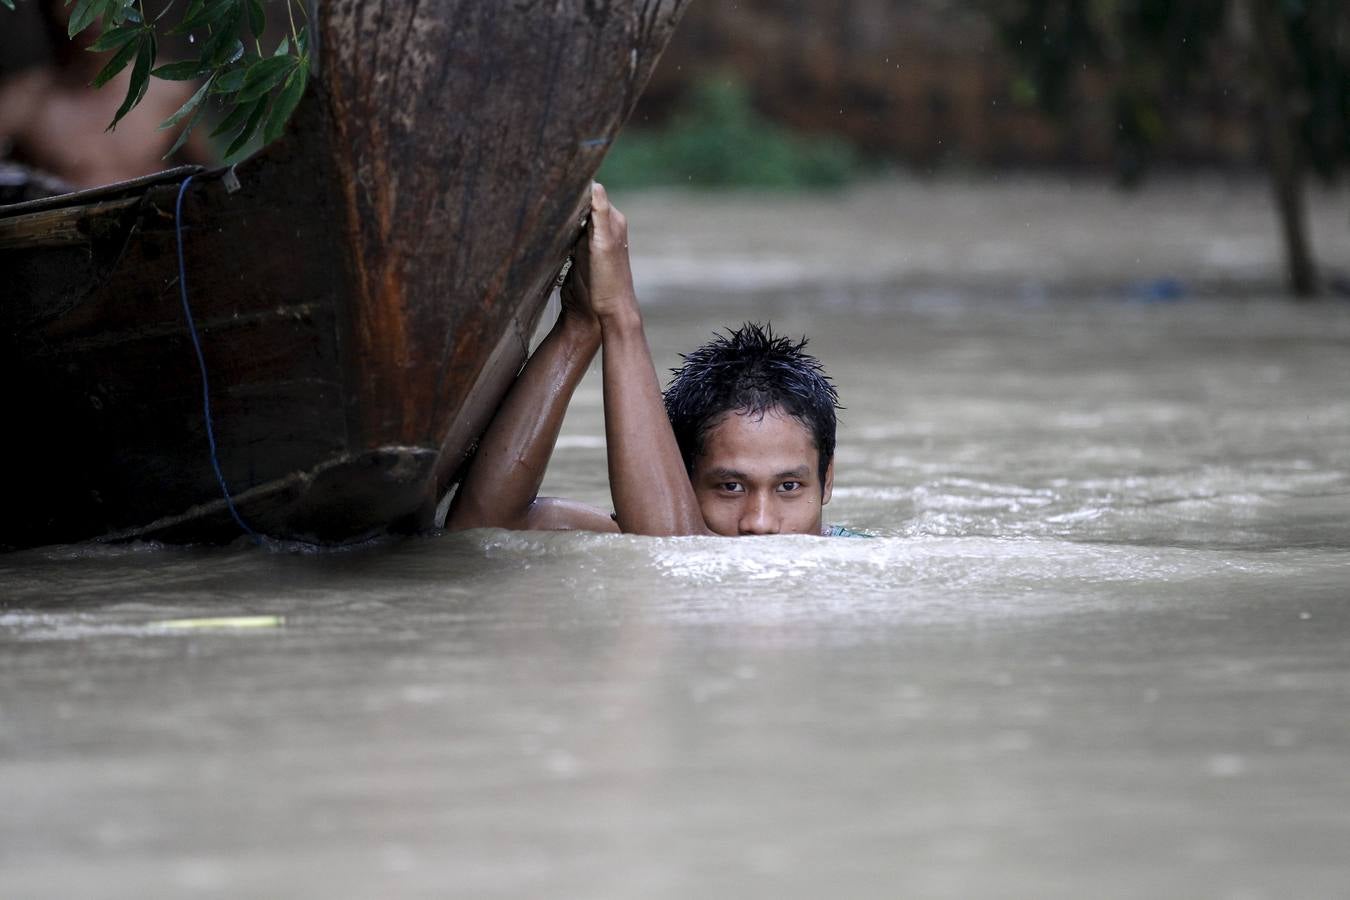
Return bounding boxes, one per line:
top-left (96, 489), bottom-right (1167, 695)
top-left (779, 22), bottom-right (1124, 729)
top-left (591, 182), bottom-right (611, 229)
top-left (591, 181), bottom-right (629, 250)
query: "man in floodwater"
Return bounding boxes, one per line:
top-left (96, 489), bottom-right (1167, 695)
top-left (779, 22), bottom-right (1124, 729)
top-left (446, 183), bottom-right (847, 537)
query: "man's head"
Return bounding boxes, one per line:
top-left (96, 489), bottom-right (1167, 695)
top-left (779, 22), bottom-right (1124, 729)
top-left (664, 323), bottom-right (840, 536)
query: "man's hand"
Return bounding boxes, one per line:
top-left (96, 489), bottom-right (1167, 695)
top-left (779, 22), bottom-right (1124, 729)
top-left (586, 183), bottom-right (640, 326)
top-left (559, 234), bottom-right (599, 335)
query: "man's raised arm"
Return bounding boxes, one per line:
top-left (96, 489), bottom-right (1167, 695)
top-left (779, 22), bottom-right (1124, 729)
top-left (445, 239), bottom-right (618, 533)
top-left (587, 185), bottom-right (711, 536)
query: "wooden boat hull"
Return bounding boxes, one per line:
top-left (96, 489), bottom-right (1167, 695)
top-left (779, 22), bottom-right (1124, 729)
top-left (0, 0), bottom-right (689, 549)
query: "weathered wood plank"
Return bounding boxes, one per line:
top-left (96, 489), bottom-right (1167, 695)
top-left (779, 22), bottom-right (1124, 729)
top-left (0, 198), bottom-right (141, 250)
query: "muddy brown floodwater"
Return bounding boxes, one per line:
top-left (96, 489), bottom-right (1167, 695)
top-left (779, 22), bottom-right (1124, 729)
top-left (2, 177), bottom-right (1349, 899)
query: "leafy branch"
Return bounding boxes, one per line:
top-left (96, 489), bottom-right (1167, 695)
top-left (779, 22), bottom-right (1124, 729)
top-left (3, 0), bottom-right (311, 160)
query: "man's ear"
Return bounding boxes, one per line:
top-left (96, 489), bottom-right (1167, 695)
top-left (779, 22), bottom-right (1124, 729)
top-left (821, 459), bottom-right (834, 506)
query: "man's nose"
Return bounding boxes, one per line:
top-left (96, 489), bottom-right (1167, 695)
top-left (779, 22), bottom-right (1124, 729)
top-left (738, 492), bottom-right (779, 535)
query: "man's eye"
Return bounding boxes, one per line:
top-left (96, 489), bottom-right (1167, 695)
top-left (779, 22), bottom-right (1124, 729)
top-left (719, 482), bottom-right (744, 493)
top-left (779, 481), bottom-right (802, 492)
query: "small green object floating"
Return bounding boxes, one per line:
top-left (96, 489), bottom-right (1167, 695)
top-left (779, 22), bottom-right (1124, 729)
top-left (150, 615), bottom-right (285, 630)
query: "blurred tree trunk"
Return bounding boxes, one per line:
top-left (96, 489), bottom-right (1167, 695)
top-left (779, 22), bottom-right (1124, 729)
top-left (1248, 0), bottom-right (1320, 298)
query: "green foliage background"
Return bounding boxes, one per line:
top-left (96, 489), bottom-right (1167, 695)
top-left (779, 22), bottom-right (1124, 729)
top-left (598, 76), bottom-right (868, 191)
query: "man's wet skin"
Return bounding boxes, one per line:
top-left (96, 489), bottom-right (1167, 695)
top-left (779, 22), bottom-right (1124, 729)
top-left (691, 407), bottom-right (833, 536)
top-left (446, 184), bottom-right (839, 538)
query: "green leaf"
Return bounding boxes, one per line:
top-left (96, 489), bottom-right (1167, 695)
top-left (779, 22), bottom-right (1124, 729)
top-left (211, 64), bottom-right (248, 93)
top-left (107, 36), bottom-right (153, 131)
top-left (67, 0), bottom-right (100, 37)
top-left (90, 32), bottom-right (141, 87)
top-left (159, 73), bottom-right (213, 130)
top-left (151, 59), bottom-right (205, 80)
top-left (200, 4), bottom-right (243, 66)
top-left (209, 96), bottom-right (253, 138)
top-left (296, 25), bottom-right (309, 56)
top-left (101, 0), bottom-right (129, 27)
top-left (273, 35), bottom-right (288, 57)
top-left (224, 95), bottom-right (268, 159)
top-left (170, 0), bottom-right (234, 35)
top-left (86, 22), bottom-right (141, 52)
top-left (212, 38), bottom-right (246, 68)
top-left (246, 0), bottom-right (264, 36)
top-left (233, 55), bottom-right (292, 103)
top-left (1, 0), bottom-right (15, 12)
top-left (262, 58), bottom-right (307, 145)
top-left (162, 100), bottom-right (207, 160)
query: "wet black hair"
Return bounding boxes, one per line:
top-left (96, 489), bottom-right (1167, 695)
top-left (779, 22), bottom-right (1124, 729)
top-left (663, 322), bottom-right (840, 483)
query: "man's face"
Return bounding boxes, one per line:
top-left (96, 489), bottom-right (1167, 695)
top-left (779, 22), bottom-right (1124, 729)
top-left (690, 406), bottom-right (833, 536)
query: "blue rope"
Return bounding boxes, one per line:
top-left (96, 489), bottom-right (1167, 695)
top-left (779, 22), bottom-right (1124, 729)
top-left (175, 174), bottom-right (261, 542)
